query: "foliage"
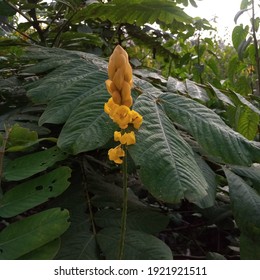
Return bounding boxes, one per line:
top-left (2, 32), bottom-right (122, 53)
top-left (1, 0), bottom-right (260, 260)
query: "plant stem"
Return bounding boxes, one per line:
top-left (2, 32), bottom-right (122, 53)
top-left (251, 0), bottom-right (260, 96)
top-left (118, 145), bottom-right (128, 260)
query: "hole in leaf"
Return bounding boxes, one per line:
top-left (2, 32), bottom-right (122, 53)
top-left (35, 185), bottom-right (43, 191)
top-left (48, 186), bottom-right (53, 192)
top-left (51, 179), bottom-right (57, 184)
top-left (0, 249), bottom-right (3, 254)
top-left (40, 162), bottom-right (47, 166)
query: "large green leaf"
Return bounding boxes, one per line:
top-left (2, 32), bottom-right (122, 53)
top-left (57, 87), bottom-right (115, 154)
top-left (25, 50), bottom-right (115, 154)
top-left (161, 92), bottom-right (260, 165)
top-left (129, 91), bottom-right (208, 204)
top-left (94, 208), bottom-right (169, 234)
top-left (27, 59), bottom-right (105, 104)
top-left (0, 208), bottom-right (70, 260)
top-left (97, 227), bottom-right (173, 260)
top-left (0, 167), bottom-right (71, 218)
top-left (74, 0), bottom-right (192, 28)
top-left (18, 239), bottom-right (61, 260)
top-left (224, 168), bottom-right (260, 239)
top-left (3, 146), bottom-right (68, 181)
top-left (231, 164), bottom-right (260, 192)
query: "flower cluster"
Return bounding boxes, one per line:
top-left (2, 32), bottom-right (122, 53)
top-left (104, 45), bottom-right (143, 164)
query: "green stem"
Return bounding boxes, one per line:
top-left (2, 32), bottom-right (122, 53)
top-left (118, 144), bottom-right (128, 260)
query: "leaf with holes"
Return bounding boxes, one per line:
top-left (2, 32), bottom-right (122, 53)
top-left (0, 208), bottom-right (70, 260)
top-left (0, 167), bottom-right (71, 218)
top-left (161, 92), bottom-right (260, 165)
top-left (129, 91), bottom-right (208, 204)
top-left (3, 146), bottom-right (68, 181)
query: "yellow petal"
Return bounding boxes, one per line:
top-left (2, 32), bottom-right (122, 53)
top-left (114, 131), bottom-right (122, 142)
top-left (131, 110), bottom-right (143, 129)
top-left (108, 145), bottom-right (125, 164)
top-left (120, 131), bottom-right (136, 145)
top-left (113, 68), bottom-right (125, 91)
top-left (108, 57), bottom-right (116, 80)
top-left (113, 105), bottom-right (131, 129)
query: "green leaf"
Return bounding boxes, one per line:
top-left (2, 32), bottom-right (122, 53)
top-left (0, 208), bottom-right (70, 260)
top-left (3, 146), bottom-right (68, 181)
top-left (94, 208), bottom-right (169, 234)
top-left (240, 0), bottom-right (251, 9)
top-left (227, 90), bottom-right (260, 115)
top-left (240, 233), bottom-right (260, 260)
top-left (230, 164), bottom-right (260, 192)
top-left (5, 123), bottom-right (41, 152)
top-left (129, 91), bottom-right (208, 204)
top-left (237, 37), bottom-right (252, 60)
top-left (224, 168), bottom-right (260, 239)
top-left (236, 105), bottom-right (259, 140)
top-left (6, 123), bottom-right (38, 147)
top-left (57, 91), bottom-right (116, 154)
top-left (234, 8), bottom-right (250, 24)
top-left (0, 167), bottom-right (71, 218)
top-left (74, 0), bottom-right (192, 27)
top-left (232, 25), bottom-right (249, 50)
top-left (54, 182), bottom-right (99, 260)
top-left (185, 79), bottom-right (209, 102)
top-left (167, 77), bottom-right (186, 94)
top-left (97, 227), bottom-right (173, 260)
top-left (208, 84), bottom-right (235, 106)
top-left (27, 58), bottom-right (104, 104)
top-left (25, 50), bottom-right (115, 154)
top-left (193, 154), bottom-right (217, 208)
top-left (0, 2), bottom-right (16, 16)
top-left (161, 92), bottom-right (260, 165)
top-left (18, 239), bottom-right (61, 260)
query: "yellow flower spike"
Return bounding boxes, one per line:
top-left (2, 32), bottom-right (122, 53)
top-left (108, 145), bottom-right (125, 164)
top-left (131, 110), bottom-right (143, 129)
top-left (113, 105), bottom-right (132, 129)
top-left (106, 45), bottom-right (133, 107)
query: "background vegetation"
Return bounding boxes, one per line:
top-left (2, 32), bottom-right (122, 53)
top-left (1, 0), bottom-right (260, 260)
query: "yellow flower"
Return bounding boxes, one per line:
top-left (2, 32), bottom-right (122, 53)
top-left (112, 105), bottom-right (132, 129)
top-left (114, 131), bottom-right (136, 145)
top-left (108, 145), bottom-right (125, 164)
top-left (106, 45), bottom-right (133, 107)
top-left (104, 97), bottom-right (119, 117)
top-left (130, 110), bottom-right (143, 129)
